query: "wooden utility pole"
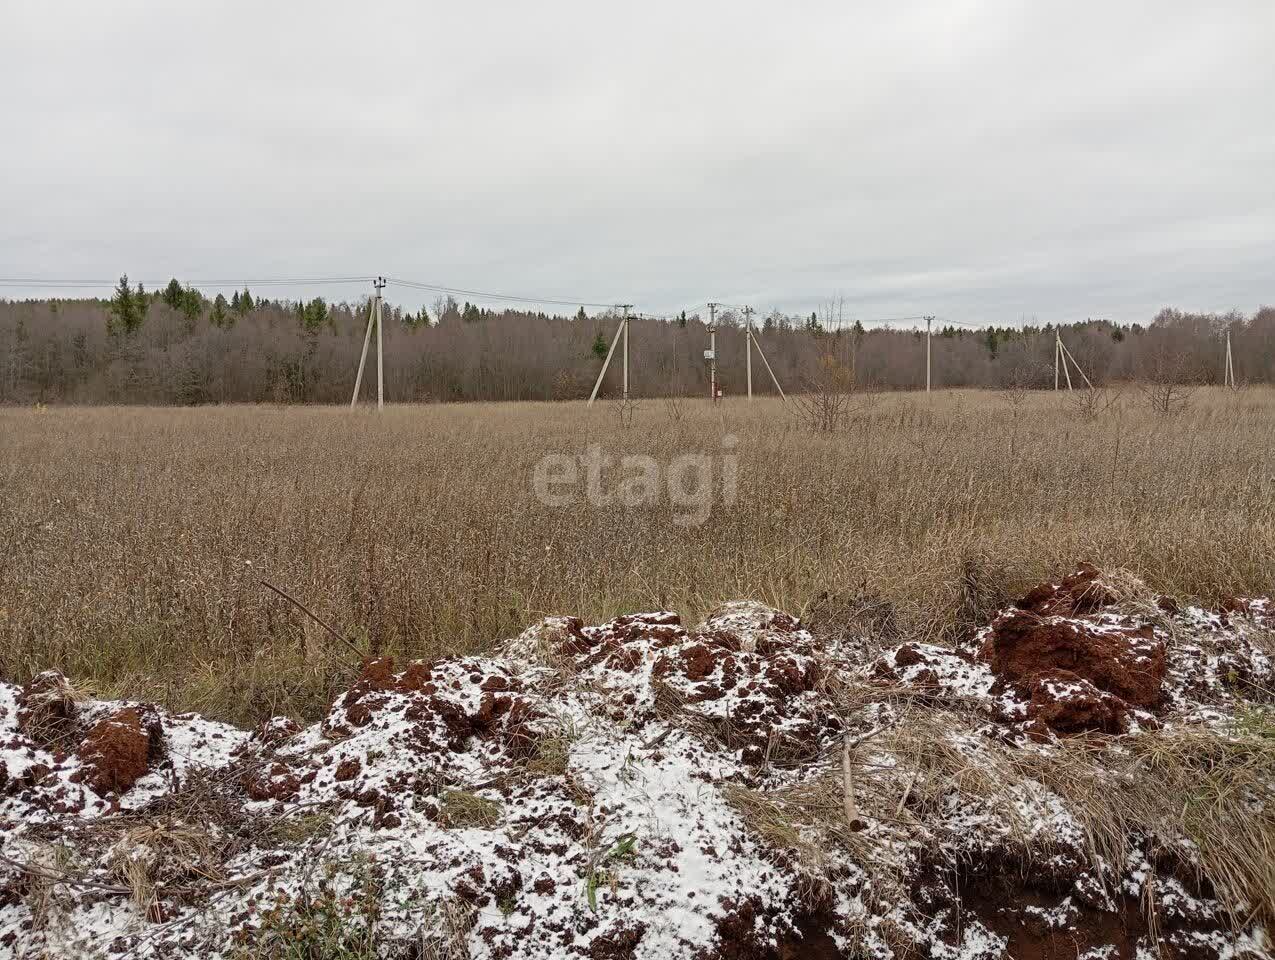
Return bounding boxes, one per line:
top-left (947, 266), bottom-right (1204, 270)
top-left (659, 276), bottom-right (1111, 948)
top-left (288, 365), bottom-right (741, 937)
top-left (744, 306), bottom-right (754, 400)
top-left (924, 315), bottom-right (934, 394)
top-left (707, 302), bottom-right (718, 402)
top-left (621, 305), bottom-right (631, 401)
top-left (351, 276), bottom-right (386, 410)
top-left (375, 276), bottom-right (384, 410)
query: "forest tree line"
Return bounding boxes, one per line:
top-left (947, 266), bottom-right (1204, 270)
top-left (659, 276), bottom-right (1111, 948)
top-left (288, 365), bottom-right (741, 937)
top-left (1, 276), bottom-right (1272, 404)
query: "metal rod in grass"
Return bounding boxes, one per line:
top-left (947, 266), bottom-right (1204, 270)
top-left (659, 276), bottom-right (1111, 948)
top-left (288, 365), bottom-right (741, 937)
top-left (259, 579), bottom-right (363, 665)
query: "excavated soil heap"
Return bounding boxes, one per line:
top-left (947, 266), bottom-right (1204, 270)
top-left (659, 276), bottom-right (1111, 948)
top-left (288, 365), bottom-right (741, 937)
top-left (981, 564), bottom-right (1168, 732)
top-left (15, 671), bottom-right (80, 749)
top-left (1025, 670), bottom-right (1128, 734)
top-left (2, 587), bottom-right (1272, 959)
top-left (74, 707), bottom-right (164, 796)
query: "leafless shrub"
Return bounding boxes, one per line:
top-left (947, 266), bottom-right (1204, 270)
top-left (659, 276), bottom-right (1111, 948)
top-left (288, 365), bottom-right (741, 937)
top-left (551, 370), bottom-right (586, 401)
top-left (610, 395), bottom-right (639, 428)
top-left (1138, 348), bottom-right (1195, 415)
top-left (791, 341), bottom-right (857, 432)
top-left (998, 363), bottom-right (1038, 457)
top-left (1067, 385), bottom-right (1124, 423)
top-left (663, 393), bottom-right (686, 423)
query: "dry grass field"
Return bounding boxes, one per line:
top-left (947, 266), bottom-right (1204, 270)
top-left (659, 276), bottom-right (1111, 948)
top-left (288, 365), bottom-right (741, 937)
top-left (3, 387), bottom-right (1273, 726)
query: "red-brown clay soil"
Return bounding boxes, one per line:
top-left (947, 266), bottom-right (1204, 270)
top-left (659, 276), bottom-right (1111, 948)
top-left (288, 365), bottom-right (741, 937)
top-left (985, 615), bottom-right (1165, 709)
top-left (1015, 562), bottom-right (1118, 618)
top-left (1025, 669), bottom-right (1129, 734)
top-left (980, 564), bottom-right (1169, 733)
top-left (74, 707), bottom-right (164, 796)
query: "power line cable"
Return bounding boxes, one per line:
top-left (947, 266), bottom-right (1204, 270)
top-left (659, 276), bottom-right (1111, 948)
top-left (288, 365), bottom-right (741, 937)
top-left (0, 276), bottom-right (376, 289)
top-left (385, 276), bottom-right (619, 311)
top-left (0, 276), bottom-right (1006, 332)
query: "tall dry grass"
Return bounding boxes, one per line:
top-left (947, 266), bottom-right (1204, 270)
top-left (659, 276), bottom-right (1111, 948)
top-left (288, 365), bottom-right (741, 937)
top-left (2, 387), bottom-right (1273, 724)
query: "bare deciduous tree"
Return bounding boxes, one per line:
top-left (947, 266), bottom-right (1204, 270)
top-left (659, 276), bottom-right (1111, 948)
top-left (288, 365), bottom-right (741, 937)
top-left (1138, 347), bottom-right (1194, 416)
top-left (0, 299), bottom-right (1270, 405)
top-left (791, 337), bottom-right (857, 432)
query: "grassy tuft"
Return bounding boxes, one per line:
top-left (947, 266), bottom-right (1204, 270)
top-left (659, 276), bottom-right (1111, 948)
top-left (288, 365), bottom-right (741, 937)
top-left (438, 790), bottom-right (503, 829)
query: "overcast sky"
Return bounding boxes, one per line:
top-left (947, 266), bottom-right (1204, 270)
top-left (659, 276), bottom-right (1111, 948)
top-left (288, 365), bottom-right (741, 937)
top-left (2, 1), bottom-right (1272, 326)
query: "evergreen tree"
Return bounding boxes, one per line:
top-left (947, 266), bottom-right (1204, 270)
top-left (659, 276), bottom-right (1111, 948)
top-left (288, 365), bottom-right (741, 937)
top-left (162, 279), bottom-right (185, 310)
top-left (230, 290), bottom-right (242, 312)
top-left (301, 297), bottom-right (328, 330)
top-left (210, 293), bottom-right (230, 328)
top-left (591, 332), bottom-right (608, 360)
top-left (180, 288), bottom-right (205, 324)
top-left (236, 288), bottom-right (254, 314)
top-left (576, 307), bottom-right (588, 322)
top-left (679, 311), bottom-right (687, 329)
top-left (107, 274), bottom-right (144, 336)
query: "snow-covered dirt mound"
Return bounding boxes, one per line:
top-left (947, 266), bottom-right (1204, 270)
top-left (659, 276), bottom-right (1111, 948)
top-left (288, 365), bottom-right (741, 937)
top-left (2, 572), bottom-right (1273, 959)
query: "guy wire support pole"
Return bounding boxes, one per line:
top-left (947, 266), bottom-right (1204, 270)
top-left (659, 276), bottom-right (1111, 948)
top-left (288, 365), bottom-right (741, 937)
top-left (1225, 329), bottom-right (1236, 389)
top-left (750, 322), bottom-right (788, 403)
top-left (707, 302), bottom-right (718, 402)
top-left (1054, 329), bottom-right (1061, 390)
top-left (351, 275), bottom-right (386, 409)
top-left (1057, 334), bottom-right (1092, 389)
top-left (744, 306), bottom-right (754, 400)
top-left (587, 305), bottom-right (633, 407)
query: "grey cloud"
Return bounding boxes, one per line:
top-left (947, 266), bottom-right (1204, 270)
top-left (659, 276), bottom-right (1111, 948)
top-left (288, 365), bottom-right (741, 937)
top-left (2, 0), bottom-right (1271, 325)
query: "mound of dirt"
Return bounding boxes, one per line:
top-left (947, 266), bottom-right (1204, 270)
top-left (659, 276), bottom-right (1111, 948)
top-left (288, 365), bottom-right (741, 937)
top-left (1, 573), bottom-right (1271, 960)
top-left (979, 565), bottom-right (1168, 732)
top-left (15, 671), bottom-right (79, 750)
top-left (1014, 561), bottom-right (1117, 617)
top-left (74, 706), bottom-right (165, 796)
top-left (1025, 669), bottom-right (1129, 734)
top-left (516, 603), bottom-right (842, 764)
top-left (986, 614), bottom-right (1166, 708)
